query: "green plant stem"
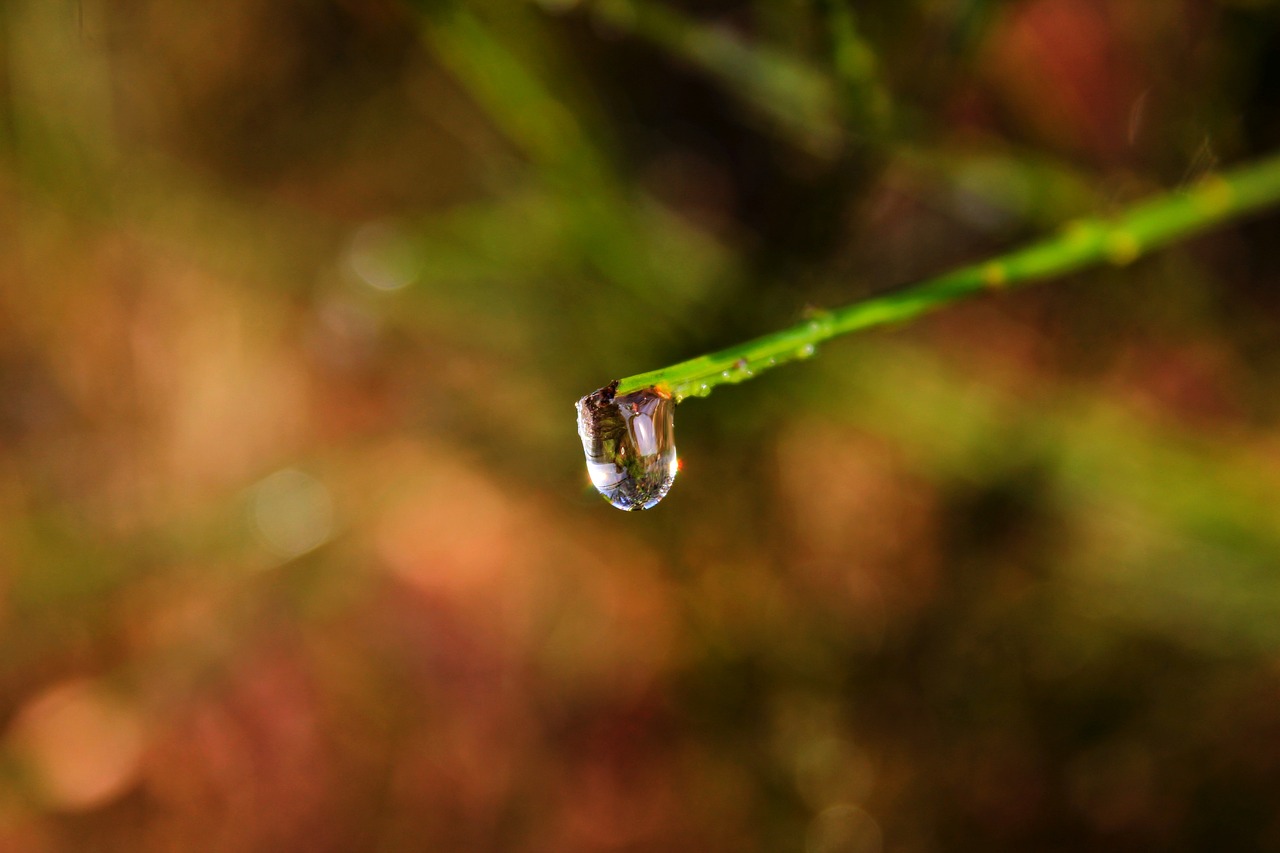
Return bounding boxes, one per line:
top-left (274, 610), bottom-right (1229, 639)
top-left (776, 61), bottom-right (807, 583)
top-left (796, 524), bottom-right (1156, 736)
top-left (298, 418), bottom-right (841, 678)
top-left (616, 152), bottom-right (1280, 400)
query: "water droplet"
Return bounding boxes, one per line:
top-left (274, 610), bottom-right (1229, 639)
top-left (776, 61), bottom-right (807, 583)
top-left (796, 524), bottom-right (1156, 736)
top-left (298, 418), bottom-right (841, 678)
top-left (798, 343), bottom-right (816, 359)
top-left (734, 358), bottom-right (752, 377)
top-left (576, 382), bottom-right (678, 511)
top-left (806, 310), bottom-right (834, 337)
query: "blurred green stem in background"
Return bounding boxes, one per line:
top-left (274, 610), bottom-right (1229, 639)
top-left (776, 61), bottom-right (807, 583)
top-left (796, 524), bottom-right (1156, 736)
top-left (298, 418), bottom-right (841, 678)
top-left (421, 5), bottom-right (732, 325)
top-left (580, 0), bottom-right (867, 154)
top-left (818, 0), bottom-right (893, 137)
top-left (617, 151), bottom-right (1280, 400)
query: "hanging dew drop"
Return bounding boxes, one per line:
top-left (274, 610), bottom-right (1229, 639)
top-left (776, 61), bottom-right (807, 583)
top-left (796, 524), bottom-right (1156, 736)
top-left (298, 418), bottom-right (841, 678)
top-left (576, 381), bottom-right (678, 511)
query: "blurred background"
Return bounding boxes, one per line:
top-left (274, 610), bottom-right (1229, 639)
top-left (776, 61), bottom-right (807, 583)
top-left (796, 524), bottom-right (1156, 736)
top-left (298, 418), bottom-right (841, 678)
top-left (3, 0), bottom-right (1280, 850)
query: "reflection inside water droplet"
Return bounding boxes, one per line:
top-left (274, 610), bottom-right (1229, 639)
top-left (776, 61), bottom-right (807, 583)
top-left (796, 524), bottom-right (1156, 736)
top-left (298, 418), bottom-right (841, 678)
top-left (576, 382), bottom-right (678, 510)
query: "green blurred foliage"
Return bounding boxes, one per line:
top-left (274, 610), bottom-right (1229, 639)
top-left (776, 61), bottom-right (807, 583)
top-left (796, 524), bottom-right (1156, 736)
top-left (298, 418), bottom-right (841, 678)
top-left (2, 0), bottom-right (1280, 850)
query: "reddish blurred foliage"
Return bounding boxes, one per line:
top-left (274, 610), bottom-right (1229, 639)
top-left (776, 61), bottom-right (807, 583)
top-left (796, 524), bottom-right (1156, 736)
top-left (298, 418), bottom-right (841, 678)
top-left (3, 0), bottom-right (1280, 851)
